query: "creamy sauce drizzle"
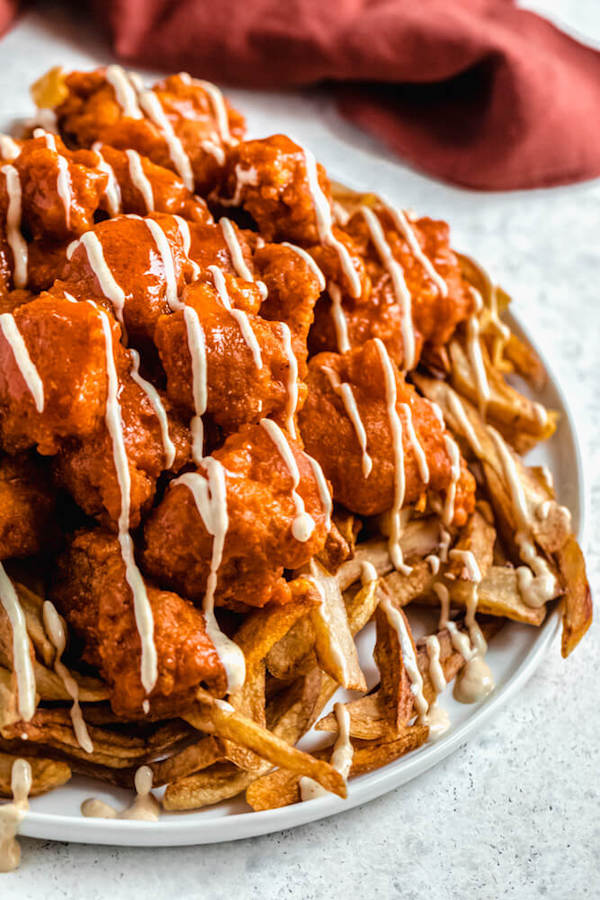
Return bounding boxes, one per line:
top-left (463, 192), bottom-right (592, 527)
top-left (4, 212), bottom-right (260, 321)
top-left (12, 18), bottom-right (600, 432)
top-left (174, 464), bottom-right (246, 691)
top-left (362, 206), bottom-right (416, 370)
top-left (172, 214), bottom-right (201, 279)
top-left (209, 265), bottom-right (263, 369)
top-left (323, 365), bottom-right (372, 477)
top-left (300, 703), bottom-right (352, 801)
top-left (1, 164), bottom-right (28, 288)
top-left (82, 766), bottom-right (160, 822)
top-left (96, 306), bottom-right (157, 694)
top-left (328, 282), bottom-right (350, 353)
top-left (193, 79), bottom-right (233, 144)
top-left (183, 306), bottom-right (208, 464)
top-left (0, 135), bottom-right (20, 161)
top-left (137, 86), bottom-right (194, 190)
top-left (129, 348), bottom-right (176, 468)
top-left (302, 148), bottom-right (361, 298)
top-left (399, 402), bottom-right (429, 484)
top-left (387, 205), bottom-right (448, 297)
top-left (280, 322), bottom-right (299, 438)
top-left (281, 243), bottom-right (326, 290)
top-left (216, 164), bottom-right (258, 206)
top-left (425, 635), bottom-right (446, 693)
top-left (105, 65), bottom-right (143, 119)
top-left (442, 435), bottom-right (460, 526)
top-left (126, 149), bottom-right (154, 212)
top-left (0, 314), bottom-right (45, 413)
top-left (488, 427), bottom-right (557, 607)
top-left (0, 565), bottom-right (35, 721)
top-left (78, 232), bottom-right (126, 327)
top-left (306, 454), bottom-right (332, 531)
top-left (42, 600), bottom-right (93, 753)
top-left (218, 218), bottom-right (267, 299)
top-left (0, 759), bottom-right (31, 872)
top-left (374, 338), bottom-right (411, 574)
top-left (260, 418), bottom-right (315, 542)
top-left (447, 390), bottom-right (483, 455)
top-left (92, 143), bottom-right (122, 216)
top-left (434, 582), bottom-right (494, 703)
top-left (143, 217), bottom-right (179, 310)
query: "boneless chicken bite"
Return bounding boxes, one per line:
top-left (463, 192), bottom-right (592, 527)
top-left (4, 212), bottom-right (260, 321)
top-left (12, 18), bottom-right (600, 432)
top-left (0, 453), bottom-right (56, 559)
top-left (299, 340), bottom-right (475, 526)
top-left (254, 242), bottom-right (324, 377)
top-left (53, 348), bottom-right (190, 529)
top-left (309, 206), bottom-right (474, 369)
top-left (50, 68), bottom-right (245, 193)
top-left (0, 293), bottom-right (114, 454)
top-left (56, 213), bottom-right (198, 347)
top-left (143, 422), bottom-right (331, 610)
top-left (154, 279), bottom-right (300, 435)
top-left (50, 530), bottom-right (227, 718)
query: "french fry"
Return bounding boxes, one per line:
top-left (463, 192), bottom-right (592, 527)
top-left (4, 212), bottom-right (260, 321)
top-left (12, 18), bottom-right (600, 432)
top-left (444, 567), bottom-right (547, 626)
top-left (163, 763), bottom-right (258, 811)
top-left (0, 752), bottom-right (71, 797)
top-left (0, 668), bottom-right (19, 728)
top-left (151, 736), bottom-right (224, 786)
top-left (557, 537), bottom-right (593, 657)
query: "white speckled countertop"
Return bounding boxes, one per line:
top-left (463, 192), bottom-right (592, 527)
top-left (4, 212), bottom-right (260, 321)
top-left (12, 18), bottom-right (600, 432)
top-left (0, 2), bottom-right (598, 896)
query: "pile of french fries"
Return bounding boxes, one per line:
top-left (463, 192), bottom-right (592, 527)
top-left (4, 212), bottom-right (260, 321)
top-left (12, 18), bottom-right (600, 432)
top-left (0, 188), bottom-right (592, 814)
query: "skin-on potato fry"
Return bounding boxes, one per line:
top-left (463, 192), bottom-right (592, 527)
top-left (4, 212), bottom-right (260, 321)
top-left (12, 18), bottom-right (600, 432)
top-left (557, 537), bottom-right (593, 657)
top-left (0, 752), bottom-right (71, 797)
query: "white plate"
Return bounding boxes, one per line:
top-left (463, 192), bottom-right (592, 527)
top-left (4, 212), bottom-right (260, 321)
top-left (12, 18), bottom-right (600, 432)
top-left (18, 309), bottom-right (587, 846)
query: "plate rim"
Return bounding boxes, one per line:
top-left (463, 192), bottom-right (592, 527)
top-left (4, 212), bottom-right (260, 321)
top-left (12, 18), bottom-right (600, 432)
top-left (18, 308), bottom-right (589, 847)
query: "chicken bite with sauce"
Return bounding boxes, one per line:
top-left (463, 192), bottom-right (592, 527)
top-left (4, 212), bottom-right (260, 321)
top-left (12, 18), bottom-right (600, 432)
top-left (0, 453), bottom-right (56, 559)
top-left (154, 278), bottom-right (301, 436)
top-left (298, 339), bottom-right (475, 526)
top-left (50, 529), bottom-right (227, 718)
top-left (51, 68), bottom-right (245, 194)
top-left (0, 293), bottom-right (116, 454)
top-left (142, 422), bottom-right (331, 610)
top-left (309, 206), bottom-right (474, 370)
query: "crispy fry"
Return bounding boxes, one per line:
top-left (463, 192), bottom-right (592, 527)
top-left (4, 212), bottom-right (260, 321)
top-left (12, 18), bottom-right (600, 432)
top-left (33, 661), bottom-right (109, 703)
top-left (382, 561), bottom-right (435, 609)
top-left (163, 762), bottom-right (257, 810)
top-left (444, 566), bottom-right (547, 626)
top-left (557, 537), bottom-right (593, 657)
top-left (0, 668), bottom-right (19, 728)
top-left (151, 736), bottom-right (224, 786)
top-left (0, 752), bottom-right (71, 797)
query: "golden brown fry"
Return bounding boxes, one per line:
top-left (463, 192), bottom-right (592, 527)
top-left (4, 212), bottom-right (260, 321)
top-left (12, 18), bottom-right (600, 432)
top-left (185, 689), bottom-right (346, 798)
top-left (315, 693), bottom-right (391, 740)
top-left (306, 560), bottom-right (366, 692)
top-left (557, 537), bottom-right (593, 657)
top-left (0, 668), bottom-right (19, 728)
top-left (163, 763), bottom-right (257, 811)
top-left (151, 736), bottom-right (224, 786)
top-left (33, 660), bottom-right (109, 703)
top-left (382, 561), bottom-right (435, 609)
top-left (444, 566), bottom-right (547, 626)
top-left (374, 604), bottom-right (413, 730)
top-left (0, 752), bottom-right (71, 797)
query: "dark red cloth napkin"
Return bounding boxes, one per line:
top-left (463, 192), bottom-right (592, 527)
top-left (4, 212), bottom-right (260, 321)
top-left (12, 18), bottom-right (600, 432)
top-left (4, 0), bottom-right (600, 190)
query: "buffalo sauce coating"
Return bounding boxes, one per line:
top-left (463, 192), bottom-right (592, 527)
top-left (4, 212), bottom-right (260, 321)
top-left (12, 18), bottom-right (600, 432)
top-left (299, 339), bottom-right (475, 524)
top-left (142, 423), bottom-right (330, 611)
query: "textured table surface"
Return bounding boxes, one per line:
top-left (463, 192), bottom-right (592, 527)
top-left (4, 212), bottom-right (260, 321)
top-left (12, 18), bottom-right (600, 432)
top-left (0, 3), bottom-right (598, 897)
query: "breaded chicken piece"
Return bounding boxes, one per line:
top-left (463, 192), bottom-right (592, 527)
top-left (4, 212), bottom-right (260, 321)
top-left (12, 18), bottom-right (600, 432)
top-left (51, 529), bottom-right (227, 718)
top-left (143, 423), bottom-right (331, 610)
top-left (0, 453), bottom-right (56, 559)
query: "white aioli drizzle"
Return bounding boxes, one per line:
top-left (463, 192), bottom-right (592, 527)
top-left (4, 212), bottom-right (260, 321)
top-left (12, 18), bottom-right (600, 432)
top-left (209, 265), bottom-right (263, 369)
top-left (488, 427), bottom-right (557, 607)
top-left (302, 147), bottom-right (361, 298)
top-left (0, 565), bottom-right (35, 721)
top-left (362, 205), bottom-right (416, 370)
top-left (42, 600), bottom-right (93, 754)
top-left (96, 306), bottom-right (157, 694)
top-left (218, 218), bottom-right (268, 300)
top-left (399, 402), bottom-right (429, 484)
top-left (129, 348), bottom-right (176, 468)
top-left (426, 555), bottom-right (441, 575)
top-left (143, 217), bottom-right (179, 310)
top-left (78, 232), bottom-right (127, 327)
top-left (92, 144), bottom-right (122, 217)
top-left (380, 593), bottom-right (428, 717)
top-left (172, 215), bottom-right (201, 279)
top-left (0, 759), bottom-right (31, 872)
top-left (425, 635), bottom-right (446, 693)
top-left (387, 205), bottom-right (448, 297)
top-left (532, 401), bottom-right (548, 427)
top-left (174, 465), bottom-right (246, 692)
top-left (126, 149), bottom-right (154, 212)
top-left (466, 288), bottom-right (490, 416)
top-left (105, 65), bottom-right (143, 119)
top-left (136, 87), bottom-right (194, 190)
top-left (183, 306), bottom-right (208, 464)
top-left (260, 418), bottom-right (315, 542)
top-left (216, 164), bottom-right (258, 206)
top-left (322, 365), bottom-right (372, 478)
top-left (280, 322), bottom-right (299, 438)
top-left (300, 703), bottom-right (352, 801)
top-left (361, 560), bottom-right (378, 585)
top-left (0, 135), bottom-right (20, 161)
top-left (447, 390), bottom-right (482, 455)
top-left (434, 582), bottom-right (494, 703)
top-left (0, 314), bottom-right (45, 413)
top-left (194, 79), bottom-right (233, 144)
top-left (1, 164), bottom-right (27, 288)
top-left (374, 338), bottom-right (411, 574)
top-left (328, 282), bottom-right (350, 353)
top-left (449, 550), bottom-right (487, 655)
top-left (306, 454), bottom-right (332, 531)
top-left (33, 129), bottom-right (72, 229)
top-left (281, 242), bottom-right (326, 290)
top-left (81, 765), bottom-right (160, 821)
top-left (442, 435), bottom-right (460, 526)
